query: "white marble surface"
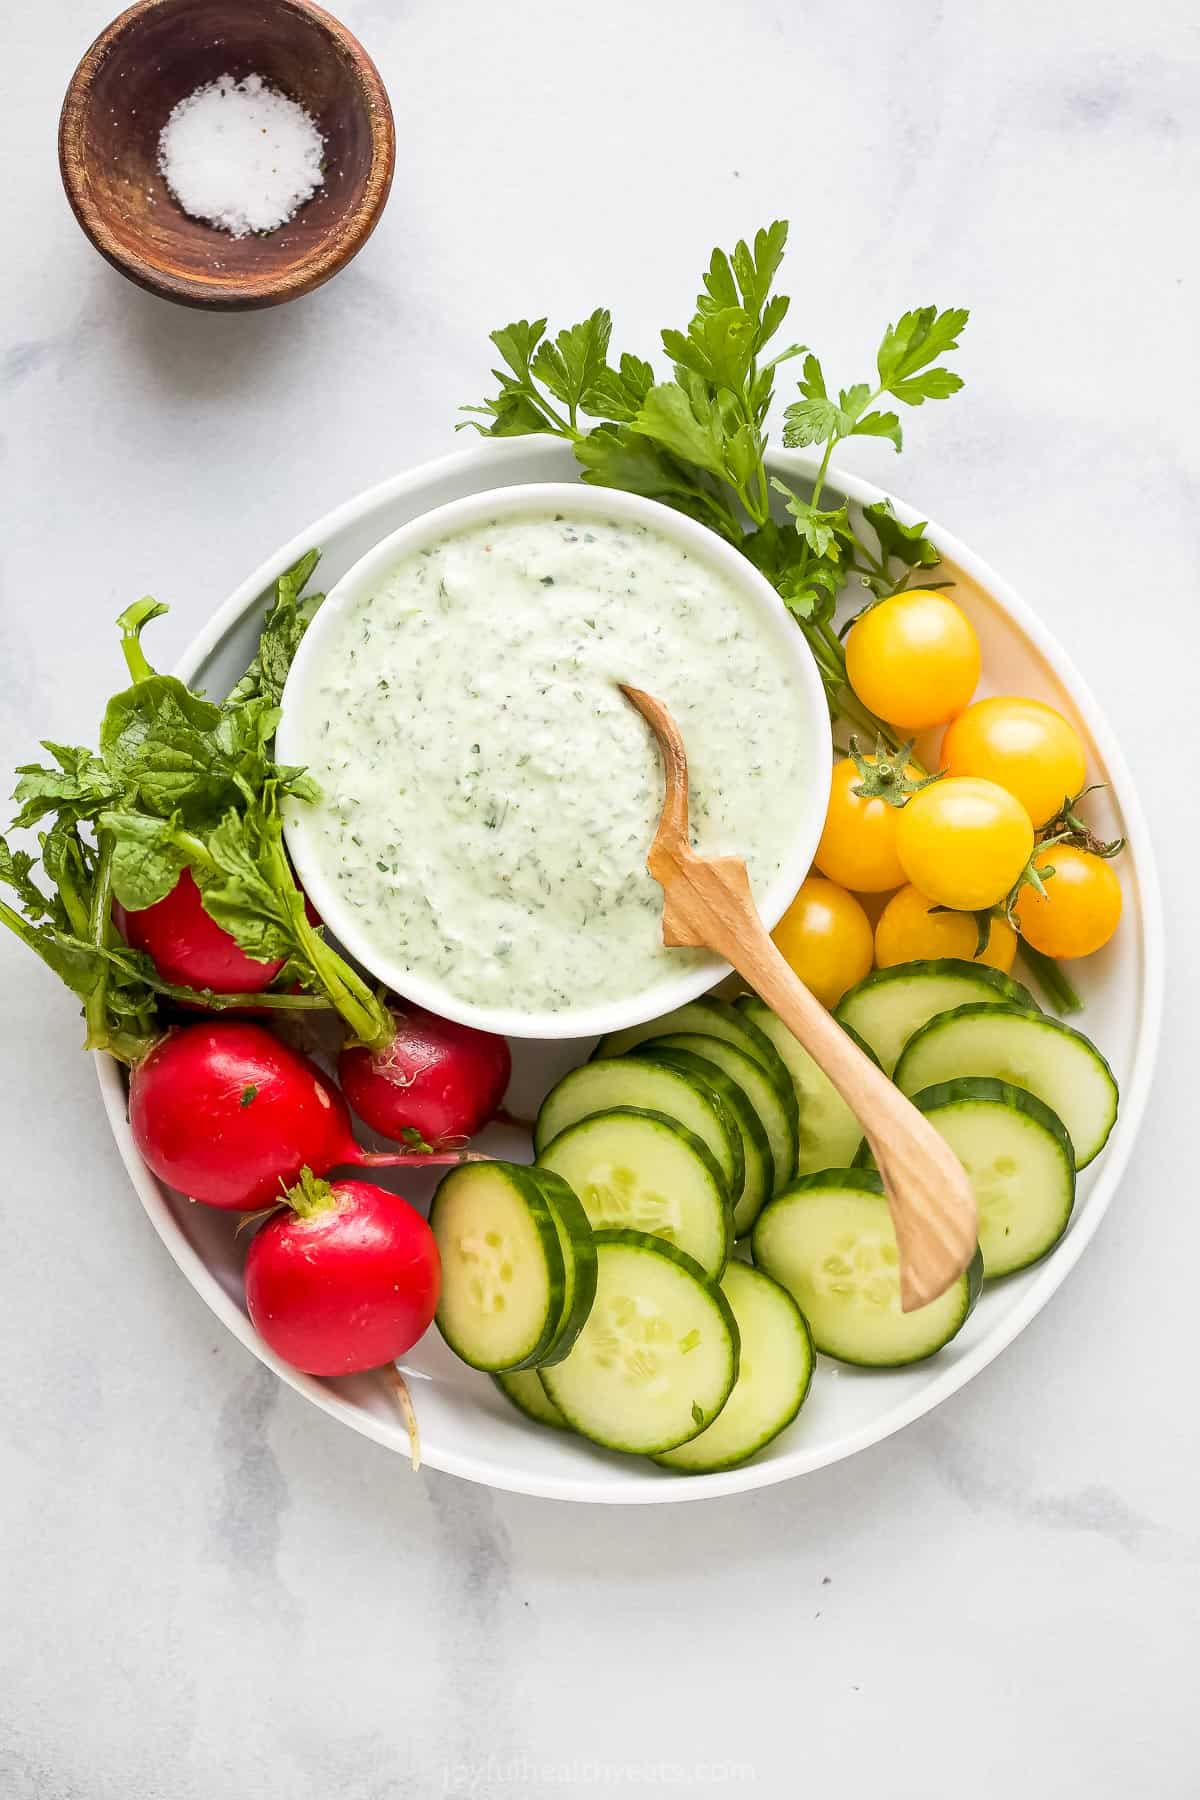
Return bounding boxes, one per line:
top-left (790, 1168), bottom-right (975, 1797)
top-left (2, 0), bottom-right (1198, 1793)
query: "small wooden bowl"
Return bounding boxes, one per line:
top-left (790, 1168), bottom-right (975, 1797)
top-left (59, 0), bottom-right (395, 311)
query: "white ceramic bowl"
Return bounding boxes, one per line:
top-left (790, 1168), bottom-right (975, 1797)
top-left (274, 482), bottom-right (832, 1040)
top-left (94, 439), bottom-right (1163, 1503)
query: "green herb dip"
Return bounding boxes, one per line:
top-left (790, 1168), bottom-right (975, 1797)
top-left (292, 510), bottom-right (807, 1013)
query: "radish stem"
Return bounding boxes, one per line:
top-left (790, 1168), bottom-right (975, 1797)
top-left (356, 1149), bottom-right (491, 1168)
top-left (84, 832), bottom-right (115, 1052)
top-left (382, 1364), bottom-right (422, 1472)
top-left (95, 943), bottom-right (335, 1012)
top-left (117, 599), bottom-right (169, 684)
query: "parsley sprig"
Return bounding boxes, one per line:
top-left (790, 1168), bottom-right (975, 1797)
top-left (461, 221), bottom-right (967, 759)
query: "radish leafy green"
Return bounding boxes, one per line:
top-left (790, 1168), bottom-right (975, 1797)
top-left (0, 553), bottom-right (394, 1060)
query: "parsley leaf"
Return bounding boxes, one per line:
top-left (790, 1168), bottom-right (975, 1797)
top-left (585, 353), bottom-right (655, 423)
top-left (531, 309), bottom-right (614, 419)
top-left (458, 388), bottom-right (556, 438)
top-left (629, 383), bottom-right (729, 482)
top-left (782, 395), bottom-right (842, 448)
top-left (662, 306), bottom-right (757, 396)
top-left (490, 317), bottom-right (548, 381)
top-left (774, 482), bottom-right (852, 561)
top-left (461, 313), bottom-right (657, 441)
top-left (783, 357), bottom-right (904, 453)
top-left (876, 306), bottom-right (969, 395)
top-left (849, 409), bottom-right (903, 449)
top-left (576, 426), bottom-right (735, 535)
top-left (860, 500), bottom-right (942, 574)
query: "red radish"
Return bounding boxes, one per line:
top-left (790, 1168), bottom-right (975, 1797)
top-left (129, 1022), bottom-right (479, 1212)
top-left (338, 1003), bottom-right (511, 1146)
top-left (114, 868), bottom-right (284, 994)
top-left (245, 1173), bottom-right (439, 1376)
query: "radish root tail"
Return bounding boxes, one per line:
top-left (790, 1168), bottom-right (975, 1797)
top-left (383, 1364), bottom-right (422, 1472)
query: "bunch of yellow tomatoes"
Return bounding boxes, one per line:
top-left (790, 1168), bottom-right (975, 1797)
top-left (773, 588), bottom-right (1124, 1008)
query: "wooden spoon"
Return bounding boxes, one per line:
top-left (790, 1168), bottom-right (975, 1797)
top-left (621, 685), bottom-right (977, 1312)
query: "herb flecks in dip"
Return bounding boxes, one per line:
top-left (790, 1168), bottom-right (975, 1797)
top-left (293, 511), bottom-right (807, 1014)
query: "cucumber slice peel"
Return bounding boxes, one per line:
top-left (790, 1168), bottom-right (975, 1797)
top-left (739, 993), bottom-right (880, 1176)
top-left (540, 1229), bottom-right (740, 1455)
top-left (534, 1057), bottom-right (744, 1201)
top-left (719, 1004), bottom-right (803, 1131)
top-left (646, 1032), bottom-right (799, 1194)
top-left (493, 1368), bottom-right (570, 1430)
top-left (595, 997), bottom-right (792, 1098)
top-left (633, 1051), bottom-right (773, 1231)
top-left (902, 1077), bottom-right (1076, 1278)
top-left (835, 959), bottom-right (1040, 1075)
top-left (632, 1045), bottom-right (771, 1235)
top-left (431, 1162), bottom-right (567, 1372)
top-left (537, 1106), bottom-right (731, 1278)
top-left (523, 1167), bottom-right (598, 1366)
top-left (751, 1170), bottom-right (983, 1367)
top-left (654, 1261), bottom-right (814, 1473)
top-left (894, 1004), bottom-right (1118, 1169)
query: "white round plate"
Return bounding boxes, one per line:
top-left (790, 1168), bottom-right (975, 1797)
top-left (95, 439), bottom-right (1163, 1504)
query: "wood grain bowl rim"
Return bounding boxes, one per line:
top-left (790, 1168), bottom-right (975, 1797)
top-left (58, 0), bottom-right (396, 311)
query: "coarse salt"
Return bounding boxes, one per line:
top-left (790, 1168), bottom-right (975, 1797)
top-left (157, 72), bottom-right (324, 239)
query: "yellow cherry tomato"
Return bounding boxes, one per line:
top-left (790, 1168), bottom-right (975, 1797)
top-left (845, 589), bottom-right (981, 732)
top-left (813, 755), bottom-right (914, 892)
top-left (896, 777), bottom-right (1034, 911)
top-left (941, 697), bottom-right (1087, 828)
top-left (771, 876), bottom-right (873, 1009)
top-left (874, 883), bottom-right (1016, 973)
top-left (856, 887), bottom-right (897, 929)
top-left (1014, 845), bottom-right (1122, 958)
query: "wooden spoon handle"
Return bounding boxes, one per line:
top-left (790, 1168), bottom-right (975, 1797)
top-left (650, 850), bottom-right (977, 1311)
top-left (620, 683), bottom-right (977, 1312)
top-left (731, 907), bottom-right (978, 1311)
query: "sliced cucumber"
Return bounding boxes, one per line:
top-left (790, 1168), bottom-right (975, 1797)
top-left (594, 997), bottom-right (789, 1089)
top-left (523, 1168), bottom-right (598, 1366)
top-left (632, 1046), bottom-right (771, 1235)
top-left (738, 994), bottom-right (879, 1176)
top-left (493, 1368), bottom-right (570, 1430)
top-left (904, 1078), bottom-right (1076, 1277)
top-left (654, 1261), bottom-right (813, 1473)
top-left (894, 1004), bottom-right (1118, 1169)
top-left (535, 1057), bottom-right (744, 1200)
top-left (431, 1162), bottom-right (566, 1372)
top-left (647, 1033), bottom-right (799, 1194)
top-left (751, 1170), bottom-right (983, 1366)
top-left (537, 1107), bottom-right (731, 1277)
top-left (540, 1229), bottom-right (740, 1454)
top-left (835, 959), bottom-right (1039, 1075)
top-left (596, 994), bottom-right (799, 1149)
